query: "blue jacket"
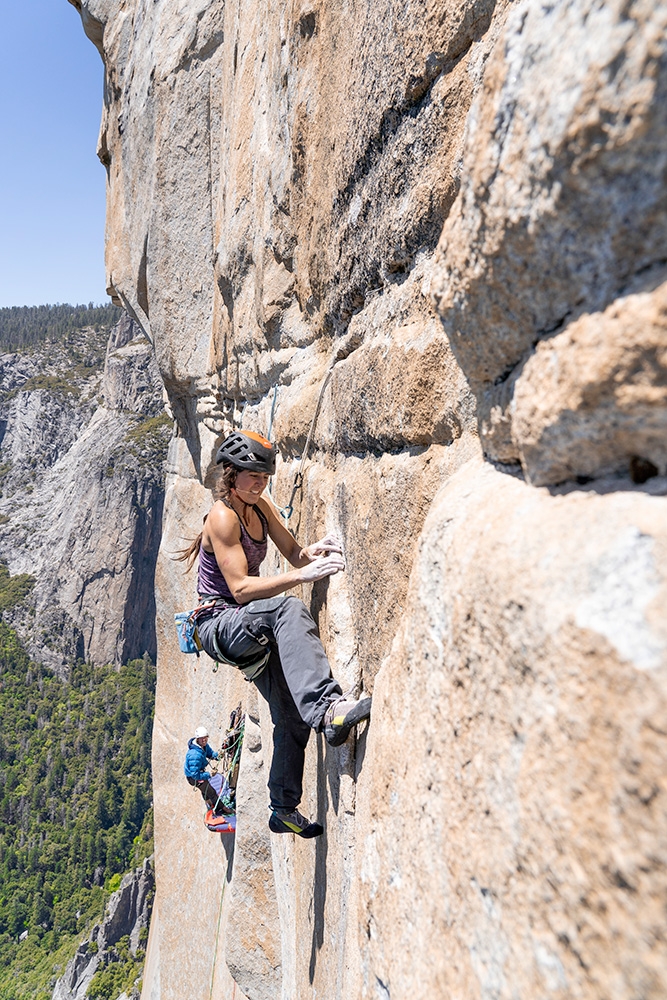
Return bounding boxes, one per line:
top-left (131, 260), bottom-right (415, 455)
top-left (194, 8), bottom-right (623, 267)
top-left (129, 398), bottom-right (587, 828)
top-left (184, 739), bottom-right (219, 782)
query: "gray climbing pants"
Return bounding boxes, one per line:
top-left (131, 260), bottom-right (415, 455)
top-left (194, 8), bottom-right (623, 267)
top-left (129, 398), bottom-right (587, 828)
top-left (197, 595), bottom-right (342, 811)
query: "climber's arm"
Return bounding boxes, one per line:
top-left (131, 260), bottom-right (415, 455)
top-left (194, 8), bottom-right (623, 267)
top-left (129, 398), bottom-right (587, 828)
top-left (258, 498), bottom-right (344, 569)
top-left (205, 503), bottom-right (343, 602)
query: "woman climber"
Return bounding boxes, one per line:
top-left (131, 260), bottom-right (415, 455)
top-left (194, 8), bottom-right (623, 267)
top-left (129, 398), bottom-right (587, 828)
top-left (179, 430), bottom-right (371, 838)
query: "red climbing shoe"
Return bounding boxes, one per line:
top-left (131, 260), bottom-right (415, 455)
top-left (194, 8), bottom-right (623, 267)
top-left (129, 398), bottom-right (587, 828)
top-left (269, 809), bottom-right (323, 838)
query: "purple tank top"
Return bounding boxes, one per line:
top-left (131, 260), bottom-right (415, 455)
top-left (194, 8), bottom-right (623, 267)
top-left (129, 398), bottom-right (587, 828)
top-left (197, 505), bottom-right (268, 601)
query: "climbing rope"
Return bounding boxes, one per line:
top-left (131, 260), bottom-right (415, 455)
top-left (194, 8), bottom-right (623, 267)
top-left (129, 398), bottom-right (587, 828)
top-left (230, 398), bottom-right (249, 433)
top-left (269, 337), bottom-right (357, 526)
top-left (262, 359), bottom-right (334, 578)
top-left (208, 877), bottom-right (226, 1000)
top-left (267, 383), bottom-right (279, 443)
top-left (212, 706), bottom-right (245, 814)
top-left (266, 385), bottom-right (280, 506)
top-left (279, 358), bottom-right (336, 523)
top-left (207, 706), bottom-right (245, 1000)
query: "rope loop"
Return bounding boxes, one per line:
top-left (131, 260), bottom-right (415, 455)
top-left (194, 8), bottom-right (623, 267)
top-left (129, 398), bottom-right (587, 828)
top-left (268, 334), bottom-right (360, 523)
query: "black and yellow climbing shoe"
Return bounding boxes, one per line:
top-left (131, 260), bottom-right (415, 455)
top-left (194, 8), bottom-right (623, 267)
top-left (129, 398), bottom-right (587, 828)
top-left (324, 694), bottom-right (372, 747)
top-left (269, 809), bottom-right (324, 838)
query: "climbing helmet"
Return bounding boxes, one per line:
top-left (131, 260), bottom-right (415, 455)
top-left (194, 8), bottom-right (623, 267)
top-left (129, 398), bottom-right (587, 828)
top-left (215, 430), bottom-right (276, 474)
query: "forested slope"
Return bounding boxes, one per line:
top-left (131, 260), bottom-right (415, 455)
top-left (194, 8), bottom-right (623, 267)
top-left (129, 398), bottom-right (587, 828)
top-left (0, 565), bottom-right (155, 1000)
top-left (0, 305), bottom-right (165, 999)
top-left (0, 304), bottom-right (122, 353)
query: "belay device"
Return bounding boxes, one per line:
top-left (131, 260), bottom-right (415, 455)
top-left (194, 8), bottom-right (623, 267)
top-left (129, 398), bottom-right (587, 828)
top-left (205, 705), bottom-right (245, 834)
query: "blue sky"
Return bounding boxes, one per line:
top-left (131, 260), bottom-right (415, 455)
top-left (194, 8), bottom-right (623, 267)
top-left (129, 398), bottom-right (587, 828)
top-left (0, 1), bottom-right (107, 308)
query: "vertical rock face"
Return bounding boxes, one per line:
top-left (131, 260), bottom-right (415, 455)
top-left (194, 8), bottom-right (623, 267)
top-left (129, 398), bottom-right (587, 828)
top-left (0, 315), bottom-right (170, 671)
top-left (69, 0), bottom-right (667, 997)
top-left (431, 0), bottom-right (667, 475)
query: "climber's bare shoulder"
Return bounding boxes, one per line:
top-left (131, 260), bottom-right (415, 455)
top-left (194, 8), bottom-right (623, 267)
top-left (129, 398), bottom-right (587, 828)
top-left (202, 501), bottom-right (241, 553)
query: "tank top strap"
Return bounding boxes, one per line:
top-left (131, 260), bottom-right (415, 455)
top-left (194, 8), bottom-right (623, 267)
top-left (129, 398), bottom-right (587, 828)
top-left (253, 504), bottom-right (269, 538)
top-left (224, 499), bottom-right (267, 543)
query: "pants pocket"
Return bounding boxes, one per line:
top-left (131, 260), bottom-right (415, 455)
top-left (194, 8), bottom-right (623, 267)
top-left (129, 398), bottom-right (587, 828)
top-left (244, 595), bottom-right (289, 615)
top-left (207, 610), bottom-right (263, 663)
top-left (242, 596), bottom-right (288, 644)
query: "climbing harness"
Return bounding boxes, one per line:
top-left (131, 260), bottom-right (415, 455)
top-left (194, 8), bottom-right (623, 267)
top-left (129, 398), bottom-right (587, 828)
top-left (210, 630), bottom-right (270, 681)
top-left (175, 597), bottom-right (236, 657)
top-left (175, 599), bottom-right (269, 678)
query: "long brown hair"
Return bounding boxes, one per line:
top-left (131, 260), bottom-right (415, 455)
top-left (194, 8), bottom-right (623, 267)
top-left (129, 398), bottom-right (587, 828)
top-left (212, 464), bottom-right (237, 502)
top-left (174, 464), bottom-right (238, 572)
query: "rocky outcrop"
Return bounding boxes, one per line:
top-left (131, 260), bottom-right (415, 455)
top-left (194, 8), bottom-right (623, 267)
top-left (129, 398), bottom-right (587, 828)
top-left (511, 273), bottom-right (667, 485)
top-left (69, 0), bottom-right (667, 997)
top-left (355, 460), bottom-right (667, 996)
top-left (52, 858), bottom-right (154, 1000)
top-left (0, 316), bottom-right (171, 671)
top-left (431, 0), bottom-right (667, 476)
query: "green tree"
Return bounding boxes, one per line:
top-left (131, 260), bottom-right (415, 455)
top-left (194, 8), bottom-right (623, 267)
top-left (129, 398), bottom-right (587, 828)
top-left (0, 621), bottom-right (155, 995)
top-left (0, 303), bottom-right (122, 352)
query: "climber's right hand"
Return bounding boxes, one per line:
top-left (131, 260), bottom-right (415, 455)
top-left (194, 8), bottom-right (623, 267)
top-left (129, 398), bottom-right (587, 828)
top-left (299, 553), bottom-right (345, 583)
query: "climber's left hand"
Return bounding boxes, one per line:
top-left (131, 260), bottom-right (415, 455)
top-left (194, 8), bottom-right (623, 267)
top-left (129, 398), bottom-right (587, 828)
top-left (302, 534), bottom-right (343, 561)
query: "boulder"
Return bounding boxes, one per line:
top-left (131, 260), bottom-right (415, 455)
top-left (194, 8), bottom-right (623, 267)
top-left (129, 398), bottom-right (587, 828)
top-left (512, 273), bottom-right (667, 485)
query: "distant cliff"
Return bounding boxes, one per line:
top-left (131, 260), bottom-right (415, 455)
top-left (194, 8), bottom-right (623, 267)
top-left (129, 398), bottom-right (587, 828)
top-left (69, 1), bottom-right (667, 998)
top-left (0, 313), bottom-right (171, 672)
top-left (52, 858), bottom-right (154, 1000)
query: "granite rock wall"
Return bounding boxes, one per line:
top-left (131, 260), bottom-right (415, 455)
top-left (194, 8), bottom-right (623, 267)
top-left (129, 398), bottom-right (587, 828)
top-left (69, 0), bottom-right (667, 996)
top-left (0, 315), bottom-right (170, 672)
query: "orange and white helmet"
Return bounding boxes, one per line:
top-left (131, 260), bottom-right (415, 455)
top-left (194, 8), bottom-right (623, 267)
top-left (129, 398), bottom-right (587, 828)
top-left (215, 430), bottom-right (276, 474)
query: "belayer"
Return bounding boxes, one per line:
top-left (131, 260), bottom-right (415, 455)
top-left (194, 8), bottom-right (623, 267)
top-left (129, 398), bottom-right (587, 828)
top-left (184, 725), bottom-right (225, 812)
top-left (178, 430), bottom-right (371, 838)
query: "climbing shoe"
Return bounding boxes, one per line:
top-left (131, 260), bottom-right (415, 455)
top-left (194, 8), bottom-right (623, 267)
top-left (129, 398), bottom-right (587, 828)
top-left (324, 694), bottom-right (372, 747)
top-left (269, 809), bottom-right (323, 838)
